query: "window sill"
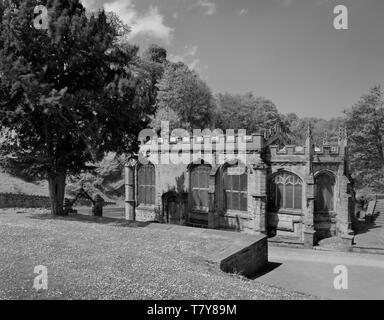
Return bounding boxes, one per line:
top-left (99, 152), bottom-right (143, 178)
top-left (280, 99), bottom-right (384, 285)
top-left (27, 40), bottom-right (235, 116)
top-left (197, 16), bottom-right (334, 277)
top-left (269, 210), bottom-right (303, 216)
top-left (224, 210), bottom-right (252, 220)
top-left (137, 204), bottom-right (156, 211)
top-left (190, 208), bottom-right (209, 215)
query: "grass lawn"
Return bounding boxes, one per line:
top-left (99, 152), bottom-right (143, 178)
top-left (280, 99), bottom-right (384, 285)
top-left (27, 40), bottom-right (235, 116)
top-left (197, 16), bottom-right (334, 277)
top-left (0, 209), bottom-right (315, 300)
top-left (0, 171), bottom-right (48, 196)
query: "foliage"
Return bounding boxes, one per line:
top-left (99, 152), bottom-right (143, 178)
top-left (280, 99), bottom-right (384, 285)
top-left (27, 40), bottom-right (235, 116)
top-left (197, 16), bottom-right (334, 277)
top-left (152, 62), bottom-right (215, 132)
top-left (143, 44), bottom-right (167, 64)
top-left (282, 114), bottom-right (344, 145)
top-left (66, 153), bottom-right (127, 200)
top-left (0, 0), bottom-right (156, 214)
top-left (344, 85), bottom-right (384, 191)
top-left (214, 92), bottom-right (286, 135)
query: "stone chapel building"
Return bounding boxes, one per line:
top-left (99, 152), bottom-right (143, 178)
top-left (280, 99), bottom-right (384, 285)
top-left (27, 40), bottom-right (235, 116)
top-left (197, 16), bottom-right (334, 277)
top-left (124, 125), bottom-right (355, 248)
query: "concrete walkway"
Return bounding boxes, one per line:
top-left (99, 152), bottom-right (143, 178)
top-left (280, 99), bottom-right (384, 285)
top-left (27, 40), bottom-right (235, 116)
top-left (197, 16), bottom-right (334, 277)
top-left (353, 219), bottom-right (384, 250)
top-left (256, 245), bottom-right (384, 300)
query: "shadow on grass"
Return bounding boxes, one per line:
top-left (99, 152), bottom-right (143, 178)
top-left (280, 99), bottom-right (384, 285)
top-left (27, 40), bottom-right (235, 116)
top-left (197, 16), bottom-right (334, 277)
top-left (251, 262), bottom-right (283, 280)
top-left (28, 213), bottom-right (152, 228)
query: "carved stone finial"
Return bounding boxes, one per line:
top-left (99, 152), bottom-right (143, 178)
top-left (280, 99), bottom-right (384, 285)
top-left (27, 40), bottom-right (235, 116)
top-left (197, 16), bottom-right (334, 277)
top-left (127, 157), bottom-right (137, 167)
top-left (126, 153), bottom-right (138, 167)
top-left (322, 131), bottom-right (329, 145)
top-left (306, 123), bottom-right (312, 138)
top-left (338, 126), bottom-right (347, 141)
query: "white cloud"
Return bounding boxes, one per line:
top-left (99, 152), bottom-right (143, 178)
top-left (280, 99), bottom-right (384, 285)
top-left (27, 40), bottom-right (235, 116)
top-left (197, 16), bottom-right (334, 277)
top-left (169, 45), bottom-right (198, 61)
top-left (197, 0), bottom-right (216, 16)
top-left (81, 0), bottom-right (104, 11)
top-left (188, 58), bottom-right (200, 71)
top-left (169, 45), bottom-right (201, 71)
top-left (273, 0), bottom-right (294, 6)
top-left (129, 6), bottom-right (174, 44)
top-left (172, 12), bottom-right (179, 19)
top-left (238, 8), bottom-right (248, 17)
top-left (82, 0), bottom-right (174, 44)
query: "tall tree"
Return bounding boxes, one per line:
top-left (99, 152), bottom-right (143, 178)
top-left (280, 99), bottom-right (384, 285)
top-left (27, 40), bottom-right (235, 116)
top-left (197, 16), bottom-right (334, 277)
top-left (344, 85), bottom-right (384, 190)
top-left (152, 62), bottom-right (215, 132)
top-left (0, 0), bottom-right (155, 214)
top-left (143, 44), bottom-right (167, 64)
top-left (283, 115), bottom-right (344, 145)
top-left (214, 92), bottom-right (284, 134)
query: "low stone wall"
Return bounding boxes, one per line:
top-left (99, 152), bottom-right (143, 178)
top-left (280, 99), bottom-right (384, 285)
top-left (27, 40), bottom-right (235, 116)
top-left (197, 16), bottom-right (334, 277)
top-left (0, 193), bottom-right (51, 208)
top-left (146, 223), bottom-right (268, 278)
top-left (0, 193), bottom-right (117, 209)
top-left (216, 234), bottom-right (268, 278)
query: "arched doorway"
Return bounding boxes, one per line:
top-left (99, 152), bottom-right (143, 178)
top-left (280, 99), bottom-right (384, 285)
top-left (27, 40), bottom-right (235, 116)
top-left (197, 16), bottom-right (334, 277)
top-left (187, 163), bottom-right (212, 227)
top-left (162, 191), bottom-right (187, 225)
top-left (314, 171), bottom-right (336, 240)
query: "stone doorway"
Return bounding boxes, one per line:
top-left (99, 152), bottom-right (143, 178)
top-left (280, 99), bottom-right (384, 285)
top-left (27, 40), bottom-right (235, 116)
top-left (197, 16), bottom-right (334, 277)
top-left (314, 172), bottom-right (336, 240)
top-left (162, 191), bottom-right (187, 225)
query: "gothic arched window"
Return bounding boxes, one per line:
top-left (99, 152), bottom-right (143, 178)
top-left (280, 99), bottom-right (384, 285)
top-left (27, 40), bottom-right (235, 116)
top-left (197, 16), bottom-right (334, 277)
top-left (223, 167), bottom-right (247, 212)
top-left (190, 164), bottom-right (211, 211)
top-left (270, 172), bottom-right (303, 211)
top-left (138, 164), bottom-right (156, 205)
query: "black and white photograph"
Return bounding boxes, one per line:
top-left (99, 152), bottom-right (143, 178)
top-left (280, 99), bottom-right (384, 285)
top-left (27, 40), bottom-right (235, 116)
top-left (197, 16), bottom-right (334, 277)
top-left (0, 0), bottom-right (384, 307)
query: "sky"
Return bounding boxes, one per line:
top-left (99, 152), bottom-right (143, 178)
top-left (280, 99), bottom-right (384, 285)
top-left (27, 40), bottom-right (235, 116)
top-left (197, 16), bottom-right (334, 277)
top-left (81, 0), bottom-right (384, 119)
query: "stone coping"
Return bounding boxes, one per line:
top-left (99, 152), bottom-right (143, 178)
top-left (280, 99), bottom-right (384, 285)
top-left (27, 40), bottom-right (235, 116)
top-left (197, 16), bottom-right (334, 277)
top-left (146, 223), bottom-right (268, 277)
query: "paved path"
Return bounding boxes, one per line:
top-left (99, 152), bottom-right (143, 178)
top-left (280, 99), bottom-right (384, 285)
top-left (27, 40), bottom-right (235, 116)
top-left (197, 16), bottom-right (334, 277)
top-left (75, 206), bottom-right (125, 219)
top-left (256, 245), bottom-right (384, 300)
top-left (353, 219), bottom-right (384, 249)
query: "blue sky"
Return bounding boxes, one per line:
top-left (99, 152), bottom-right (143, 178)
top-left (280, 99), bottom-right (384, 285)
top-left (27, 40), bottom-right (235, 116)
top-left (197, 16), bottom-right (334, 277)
top-left (81, 0), bottom-right (384, 119)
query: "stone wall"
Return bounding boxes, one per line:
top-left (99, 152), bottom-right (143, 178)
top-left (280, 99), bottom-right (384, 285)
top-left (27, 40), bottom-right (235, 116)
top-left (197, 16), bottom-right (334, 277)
top-left (127, 127), bottom-right (355, 246)
top-left (134, 148), bottom-right (268, 235)
top-left (0, 193), bottom-right (116, 209)
top-left (218, 234), bottom-right (268, 278)
top-left (0, 193), bottom-right (51, 208)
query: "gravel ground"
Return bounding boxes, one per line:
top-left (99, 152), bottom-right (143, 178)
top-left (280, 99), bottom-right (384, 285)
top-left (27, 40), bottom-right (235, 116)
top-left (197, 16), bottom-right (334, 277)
top-left (0, 209), bottom-right (316, 300)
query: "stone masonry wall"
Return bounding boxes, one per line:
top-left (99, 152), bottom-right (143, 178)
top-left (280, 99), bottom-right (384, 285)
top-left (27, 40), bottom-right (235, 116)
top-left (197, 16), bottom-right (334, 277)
top-left (129, 128), bottom-right (354, 245)
top-left (0, 193), bottom-right (51, 209)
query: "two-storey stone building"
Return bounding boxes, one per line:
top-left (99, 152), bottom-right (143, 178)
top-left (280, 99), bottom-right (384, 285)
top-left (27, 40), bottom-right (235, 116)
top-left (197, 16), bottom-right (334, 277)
top-left (124, 125), bottom-right (355, 248)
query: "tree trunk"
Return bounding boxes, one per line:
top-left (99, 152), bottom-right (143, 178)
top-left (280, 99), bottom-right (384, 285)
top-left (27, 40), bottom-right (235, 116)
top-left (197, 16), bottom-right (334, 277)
top-left (48, 170), bottom-right (67, 216)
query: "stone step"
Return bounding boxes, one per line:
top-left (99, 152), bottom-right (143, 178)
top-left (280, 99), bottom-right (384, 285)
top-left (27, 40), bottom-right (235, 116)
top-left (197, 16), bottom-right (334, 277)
top-left (374, 201), bottom-right (384, 213)
top-left (374, 215), bottom-right (384, 225)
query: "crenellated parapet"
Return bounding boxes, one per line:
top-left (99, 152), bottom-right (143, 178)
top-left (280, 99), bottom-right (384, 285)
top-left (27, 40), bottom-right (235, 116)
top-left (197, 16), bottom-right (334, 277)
top-left (140, 132), bottom-right (265, 154)
top-left (313, 127), bottom-right (348, 164)
top-left (268, 145), bottom-right (308, 166)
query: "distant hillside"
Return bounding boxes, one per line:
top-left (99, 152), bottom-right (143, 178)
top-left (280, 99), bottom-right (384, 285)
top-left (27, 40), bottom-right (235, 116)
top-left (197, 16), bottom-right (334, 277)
top-left (0, 171), bottom-right (49, 196)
